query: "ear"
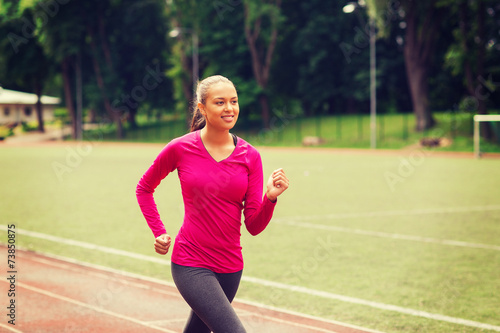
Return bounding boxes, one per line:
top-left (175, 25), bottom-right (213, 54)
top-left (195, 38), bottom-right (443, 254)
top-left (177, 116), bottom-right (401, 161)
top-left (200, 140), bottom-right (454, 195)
top-left (198, 102), bottom-right (206, 116)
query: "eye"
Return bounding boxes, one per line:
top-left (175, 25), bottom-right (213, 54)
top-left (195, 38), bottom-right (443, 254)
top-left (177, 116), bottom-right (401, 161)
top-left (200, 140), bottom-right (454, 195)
top-left (231, 100), bottom-right (238, 104)
top-left (216, 101), bottom-right (224, 105)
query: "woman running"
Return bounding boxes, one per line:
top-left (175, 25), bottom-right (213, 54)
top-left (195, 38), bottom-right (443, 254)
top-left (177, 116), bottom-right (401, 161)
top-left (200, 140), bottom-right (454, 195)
top-left (136, 75), bottom-right (289, 333)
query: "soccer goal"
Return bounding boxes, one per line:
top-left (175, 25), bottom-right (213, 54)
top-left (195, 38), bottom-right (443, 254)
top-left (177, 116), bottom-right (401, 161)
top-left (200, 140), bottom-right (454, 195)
top-left (474, 114), bottom-right (500, 158)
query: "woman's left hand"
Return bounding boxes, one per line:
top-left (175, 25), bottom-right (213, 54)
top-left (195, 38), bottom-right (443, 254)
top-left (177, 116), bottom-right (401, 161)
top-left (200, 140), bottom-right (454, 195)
top-left (266, 168), bottom-right (289, 202)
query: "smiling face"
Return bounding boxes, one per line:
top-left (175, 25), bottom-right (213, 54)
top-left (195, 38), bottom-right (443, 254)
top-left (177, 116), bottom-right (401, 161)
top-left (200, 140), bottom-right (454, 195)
top-left (198, 82), bottom-right (239, 131)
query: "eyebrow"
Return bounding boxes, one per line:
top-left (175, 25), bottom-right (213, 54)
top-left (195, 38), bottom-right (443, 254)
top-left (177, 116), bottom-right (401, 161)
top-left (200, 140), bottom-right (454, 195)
top-left (213, 96), bottom-right (238, 100)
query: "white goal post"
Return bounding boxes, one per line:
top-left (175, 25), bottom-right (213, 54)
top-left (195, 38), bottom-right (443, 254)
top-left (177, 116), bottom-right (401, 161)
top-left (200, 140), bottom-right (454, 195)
top-left (474, 114), bottom-right (500, 158)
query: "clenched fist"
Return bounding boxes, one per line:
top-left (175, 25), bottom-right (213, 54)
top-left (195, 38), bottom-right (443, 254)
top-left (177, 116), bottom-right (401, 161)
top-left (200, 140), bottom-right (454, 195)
top-left (154, 234), bottom-right (171, 255)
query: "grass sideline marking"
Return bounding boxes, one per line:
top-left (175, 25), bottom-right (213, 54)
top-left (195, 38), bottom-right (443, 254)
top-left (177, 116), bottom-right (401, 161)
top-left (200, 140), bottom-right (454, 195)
top-left (243, 277), bottom-right (500, 332)
top-left (273, 204), bottom-right (500, 222)
top-left (237, 299), bottom-right (385, 333)
top-left (276, 220), bottom-right (500, 251)
top-left (17, 282), bottom-right (177, 333)
top-left (2, 226), bottom-right (500, 331)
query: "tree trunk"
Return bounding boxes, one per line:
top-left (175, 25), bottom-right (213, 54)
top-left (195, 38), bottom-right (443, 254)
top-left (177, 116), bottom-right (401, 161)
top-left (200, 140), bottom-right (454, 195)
top-left (61, 57), bottom-right (77, 139)
top-left (127, 110), bottom-right (138, 130)
top-left (402, 0), bottom-right (441, 131)
top-left (98, 5), bottom-right (114, 72)
top-left (259, 94), bottom-right (270, 127)
top-left (180, 59), bottom-right (194, 124)
top-left (87, 25), bottom-right (124, 139)
top-left (404, 52), bottom-right (435, 131)
top-left (244, 0), bottom-right (281, 128)
top-left (173, 24), bottom-right (195, 125)
top-left (345, 98), bottom-right (357, 115)
top-left (327, 96), bottom-right (337, 115)
top-left (34, 81), bottom-right (44, 133)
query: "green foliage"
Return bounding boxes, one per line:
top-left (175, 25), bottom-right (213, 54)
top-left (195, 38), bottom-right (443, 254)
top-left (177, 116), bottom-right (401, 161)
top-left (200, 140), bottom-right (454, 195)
top-left (0, 125), bottom-right (12, 138)
top-left (20, 120), bottom-right (37, 132)
top-left (365, 0), bottom-right (390, 37)
top-left (0, 0), bottom-right (20, 18)
top-left (243, 0), bottom-right (284, 43)
top-left (0, 0), bottom-right (499, 134)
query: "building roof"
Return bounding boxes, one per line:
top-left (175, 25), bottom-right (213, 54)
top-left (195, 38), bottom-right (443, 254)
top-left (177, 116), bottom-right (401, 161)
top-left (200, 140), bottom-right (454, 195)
top-left (0, 88), bottom-right (61, 105)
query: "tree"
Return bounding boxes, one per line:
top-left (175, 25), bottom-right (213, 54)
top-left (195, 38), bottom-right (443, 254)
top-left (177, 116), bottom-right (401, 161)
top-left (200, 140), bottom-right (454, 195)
top-left (167, 0), bottom-right (201, 124)
top-left (40, 0), bottom-right (170, 139)
top-left (0, 3), bottom-right (52, 133)
top-left (112, 0), bottom-right (171, 130)
top-left (36, 0), bottom-right (86, 139)
top-left (167, 0), bottom-right (263, 129)
top-left (274, 0), bottom-right (373, 116)
top-left (444, 0), bottom-right (500, 140)
top-left (80, 0), bottom-right (169, 138)
top-left (193, 0), bottom-right (261, 127)
top-left (243, 0), bottom-right (282, 127)
top-left (403, 0), bottom-right (446, 131)
top-left (367, 0), bottom-right (445, 131)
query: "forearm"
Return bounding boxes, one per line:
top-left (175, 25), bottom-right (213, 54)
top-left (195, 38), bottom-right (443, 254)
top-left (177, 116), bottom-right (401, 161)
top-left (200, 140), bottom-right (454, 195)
top-left (244, 196), bottom-right (276, 236)
top-left (266, 191), bottom-right (277, 203)
top-left (136, 185), bottom-right (167, 238)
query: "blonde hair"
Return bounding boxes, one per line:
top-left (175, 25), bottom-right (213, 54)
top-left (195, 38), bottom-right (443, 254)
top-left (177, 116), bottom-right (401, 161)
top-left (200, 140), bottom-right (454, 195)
top-left (190, 75), bottom-right (236, 132)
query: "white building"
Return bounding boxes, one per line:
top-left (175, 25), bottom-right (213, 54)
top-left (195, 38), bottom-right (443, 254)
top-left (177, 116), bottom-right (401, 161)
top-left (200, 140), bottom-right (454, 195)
top-left (0, 87), bottom-right (61, 124)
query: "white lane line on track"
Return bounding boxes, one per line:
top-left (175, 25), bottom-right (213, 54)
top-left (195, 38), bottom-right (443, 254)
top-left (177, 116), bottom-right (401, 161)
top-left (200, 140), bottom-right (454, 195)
top-left (17, 282), bottom-right (177, 333)
top-left (273, 204), bottom-right (500, 222)
top-left (276, 220), bottom-right (500, 251)
top-left (29, 256), bottom-right (183, 298)
top-left (243, 276), bottom-right (500, 332)
top-left (26, 256), bottom-right (369, 333)
top-left (15, 249), bottom-right (383, 333)
top-left (0, 323), bottom-right (23, 333)
top-left (2, 226), bottom-right (500, 332)
top-left (0, 226), bottom-right (171, 265)
top-left (236, 299), bottom-right (387, 333)
top-left (248, 314), bottom-right (345, 333)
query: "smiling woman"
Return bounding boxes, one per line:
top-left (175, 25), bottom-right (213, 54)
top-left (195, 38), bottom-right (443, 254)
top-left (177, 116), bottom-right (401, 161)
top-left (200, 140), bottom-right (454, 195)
top-left (197, 76), bottom-right (239, 131)
top-left (196, 76), bottom-right (240, 162)
top-left (136, 75), bottom-right (289, 333)
top-left (190, 75), bottom-right (238, 132)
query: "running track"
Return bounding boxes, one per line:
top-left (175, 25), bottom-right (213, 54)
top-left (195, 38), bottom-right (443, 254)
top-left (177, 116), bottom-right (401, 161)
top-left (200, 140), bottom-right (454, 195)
top-left (0, 245), bottom-right (382, 333)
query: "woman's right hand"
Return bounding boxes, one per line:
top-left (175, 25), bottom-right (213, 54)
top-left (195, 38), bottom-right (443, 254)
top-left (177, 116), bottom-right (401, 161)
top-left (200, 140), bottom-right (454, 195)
top-left (154, 234), bottom-right (171, 255)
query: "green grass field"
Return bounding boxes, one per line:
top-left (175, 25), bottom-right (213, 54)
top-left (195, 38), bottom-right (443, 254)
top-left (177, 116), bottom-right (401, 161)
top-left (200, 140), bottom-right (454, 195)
top-left (1, 142), bottom-right (499, 332)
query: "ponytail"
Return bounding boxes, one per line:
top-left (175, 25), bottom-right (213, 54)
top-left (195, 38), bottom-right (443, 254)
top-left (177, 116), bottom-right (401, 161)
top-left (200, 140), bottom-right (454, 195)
top-left (190, 106), bottom-right (206, 132)
top-left (189, 75), bottom-right (235, 132)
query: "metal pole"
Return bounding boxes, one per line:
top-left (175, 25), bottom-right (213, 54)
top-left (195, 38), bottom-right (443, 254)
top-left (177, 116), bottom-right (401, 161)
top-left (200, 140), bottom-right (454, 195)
top-left (474, 116), bottom-right (480, 159)
top-left (76, 52), bottom-right (83, 141)
top-left (369, 18), bottom-right (377, 149)
top-left (192, 32), bottom-right (199, 98)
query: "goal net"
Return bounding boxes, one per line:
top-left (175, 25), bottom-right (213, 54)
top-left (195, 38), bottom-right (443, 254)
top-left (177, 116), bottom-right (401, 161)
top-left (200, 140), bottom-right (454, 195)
top-left (474, 114), bottom-right (500, 158)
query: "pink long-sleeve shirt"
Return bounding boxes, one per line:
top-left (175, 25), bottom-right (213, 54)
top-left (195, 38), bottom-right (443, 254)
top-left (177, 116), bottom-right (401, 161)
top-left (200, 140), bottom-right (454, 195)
top-left (136, 130), bottom-right (276, 273)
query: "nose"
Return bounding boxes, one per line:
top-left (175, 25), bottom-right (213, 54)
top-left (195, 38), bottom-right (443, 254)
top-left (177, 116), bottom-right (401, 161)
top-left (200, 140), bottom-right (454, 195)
top-left (224, 102), bottom-right (233, 111)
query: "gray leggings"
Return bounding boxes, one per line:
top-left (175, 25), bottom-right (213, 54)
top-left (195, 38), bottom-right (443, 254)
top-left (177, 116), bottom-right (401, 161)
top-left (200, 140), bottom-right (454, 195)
top-left (171, 263), bottom-right (246, 333)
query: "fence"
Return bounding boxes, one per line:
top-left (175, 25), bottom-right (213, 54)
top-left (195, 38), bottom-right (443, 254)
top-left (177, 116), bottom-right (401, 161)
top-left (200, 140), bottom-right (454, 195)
top-left (235, 112), bottom-right (479, 150)
top-left (83, 111), bottom-right (500, 152)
